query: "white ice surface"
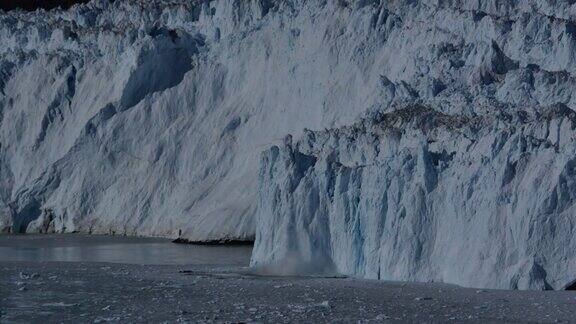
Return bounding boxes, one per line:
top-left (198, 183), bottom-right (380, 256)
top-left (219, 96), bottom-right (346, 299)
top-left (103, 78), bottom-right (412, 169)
top-left (252, 105), bottom-right (576, 290)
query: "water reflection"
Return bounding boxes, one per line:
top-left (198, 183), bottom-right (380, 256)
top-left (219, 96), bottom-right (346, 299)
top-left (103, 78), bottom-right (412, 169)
top-left (0, 234), bottom-right (252, 266)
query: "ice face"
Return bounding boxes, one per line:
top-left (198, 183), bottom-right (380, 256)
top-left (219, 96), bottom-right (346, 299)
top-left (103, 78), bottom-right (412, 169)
top-left (2, 0), bottom-right (576, 289)
top-left (251, 105), bottom-right (576, 290)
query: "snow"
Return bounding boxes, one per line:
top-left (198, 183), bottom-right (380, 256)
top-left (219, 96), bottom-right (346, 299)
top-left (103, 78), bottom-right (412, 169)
top-left (2, 0), bottom-right (576, 289)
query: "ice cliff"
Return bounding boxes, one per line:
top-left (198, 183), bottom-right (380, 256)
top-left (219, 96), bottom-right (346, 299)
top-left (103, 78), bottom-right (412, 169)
top-left (252, 105), bottom-right (576, 290)
top-left (2, 0), bottom-right (576, 289)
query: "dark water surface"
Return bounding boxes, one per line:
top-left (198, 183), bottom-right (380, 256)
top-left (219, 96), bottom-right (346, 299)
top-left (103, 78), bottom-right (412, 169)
top-left (2, 235), bottom-right (576, 323)
top-left (0, 234), bottom-right (252, 266)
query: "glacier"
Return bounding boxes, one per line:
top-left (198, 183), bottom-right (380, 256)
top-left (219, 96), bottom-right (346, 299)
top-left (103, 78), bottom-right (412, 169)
top-left (251, 105), bottom-right (576, 290)
top-left (2, 0), bottom-right (576, 289)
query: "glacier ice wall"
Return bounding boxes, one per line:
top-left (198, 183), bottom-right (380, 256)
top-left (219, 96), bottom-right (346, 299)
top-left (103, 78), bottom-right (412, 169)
top-left (2, 0), bottom-right (576, 287)
top-left (251, 105), bottom-right (576, 290)
top-left (1, 0), bottom-right (383, 238)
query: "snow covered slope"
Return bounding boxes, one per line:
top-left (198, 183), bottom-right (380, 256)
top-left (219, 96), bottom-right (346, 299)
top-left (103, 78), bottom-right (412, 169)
top-left (2, 0), bottom-right (576, 288)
